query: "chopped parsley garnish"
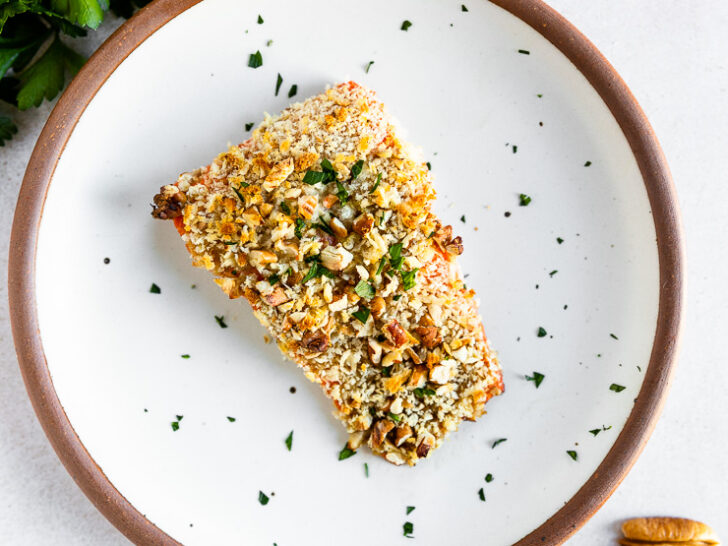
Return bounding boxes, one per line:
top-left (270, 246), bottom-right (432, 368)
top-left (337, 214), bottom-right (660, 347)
top-left (294, 218), bottom-right (306, 238)
top-left (313, 216), bottom-right (335, 236)
top-left (301, 262), bottom-right (334, 284)
top-left (549, 270), bottom-right (558, 277)
top-left (567, 450), bottom-right (578, 461)
top-left (280, 201), bottom-right (291, 215)
top-left (460, 215), bottom-right (466, 223)
top-left (413, 387), bottom-right (436, 399)
top-left (492, 438), bottom-right (507, 448)
top-left (478, 488), bottom-right (485, 501)
top-left (215, 315), bottom-right (228, 328)
top-left (375, 257), bottom-right (388, 276)
top-left (557, 237), bottom-right (564, 244)
top-left (537, 93), bottom-right (543, 98)
top-left (285, 430), bottom-right (293, 451)
top-left (257, 14), bottom-right (264, 24)
top-left (370, 172), bottom-right (382, 193)
top-left (519, 193), bottom-right (532, 206)
top-left (355, 280), bottom-right (375, 299)
top-left (338, 446), bottom-right (356, 460)
top-left (335, 181), bottom-right (349, 204)
top-left (610, 333), bottom-right (619, 340)
top-left (267, 273), bottom-right (280, 285)
top-left (303, 158), bottom-right (338, 185)
top-left (537, 327), bottom-right (547, 337)
top-left (352, 307), bottom-right (370, 324)
top-left (365, 60), bottom-right (374, 73)
top-left (401, 20), bottom-right (412, 31)
top-left (589, 428), bottom-right (601, 436)
top-left (275, 73), bottom-right (283, 96)
top-left (387, 412), bottom-right (401, 422)
top-left (232, 184), bottom-right (246, 204)
top-left (403, 522), bottom-right (414, 537)
top-left (149, 283), bottom-right (161, 294)
top-left (176, 415), bottom-right (183, 422)
top-left (248, 50), bottom-right (263, 68)
top-left (485, 473), bottom-right (494, 483)
top-left (245, 122), bottom-right (254, 131)
top-left (426, 161), bottom-right (431, 170)
top-left (400, 268), bottom-right (418, 291)
top-left (350, 159), bottom-right (364, 179)
top-left (364, 463), bottom-right (369, 477)
top-left (584, 160), bottom-right (592, 167)
top-left (393, 294), bottom-right (402, 301)
top-left (609, 383), bottom-right (626, 393)
top-left (461, 4), bottom-right (469, 11)
top-left (258, 491), bottom-right (269, 505)
top-left (406, 506), bottom-right (416, 515)
top-left (389, 243), bottom-right (404, 270)
top-left (181, 354), bottom-right (190, 359)
top-left (171, 421), bottom-right (179, 431)
top-left (382, 366), bottom-right (392, 377)
top-left (288, 84), bottom-right (297, 98)
top-left (227, 416), bottom-right (236, 422)
top-left (525, 371), bottom-right (545, 388)
top-left (518, 49), bottom-right (530, 55)
top-left (512, 144), bottom-right (518, 154)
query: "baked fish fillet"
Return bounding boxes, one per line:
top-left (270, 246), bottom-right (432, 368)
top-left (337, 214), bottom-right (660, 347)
top-left (152, 82), bottom-right (503, 465)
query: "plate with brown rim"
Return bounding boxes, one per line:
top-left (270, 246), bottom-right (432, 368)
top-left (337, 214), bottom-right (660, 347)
top-left (9, 0), bottom-right (684, 544)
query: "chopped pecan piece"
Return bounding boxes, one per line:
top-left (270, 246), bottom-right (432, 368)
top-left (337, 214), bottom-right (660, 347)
top-left (347, 430), bottom-right (368, 450)
top-left (352, 213), bottom-right (374, 235)
top-left (621, 517), bottom-right (719, 545)
top-left (302, 330), bottom-right (330, 352)
top-left (384, 319), bottom-right (408, 347)
top-left (262, 286), bottom-right (289, 307)
top-left (151, 185), bottom-right (186, 219)
top-left (320, 245), bottom-right (353, 271)
top-left (433, 224), bottom-right (464, 255)
top-left (416, 435), bottom-right (434, 458)
top-left (370, 419), bottom-right (395, 449)
top-left (393, 424), bottom-right (413, 447)
top-left (416, 326), bottom-right (442, 349)
top-left (370, 296), bottom-right (386, 320)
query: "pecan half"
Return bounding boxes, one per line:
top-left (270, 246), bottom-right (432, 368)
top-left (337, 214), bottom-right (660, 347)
top-left (370, 419), bottom-right (395, 449)
top-left (151, 185), bottom-right (186, 219)
top-left (352, 213), bottom-right (374, 235)
top-left (384, 319), bottom-right (408, 347)
top-left (621, 517), bottom-right (719, 545)
top-left (370, 296), bottom-right (386, 320)
top-left (262, 286), bottom-right (289, 307)
top-left (416, 326), bottom-right (442, 349)
top-left (302, 330), bottom-right (330, 352)
top-left (433, 224), bottom-right (464, 255)
top-left (393, 424), bottom-right (413, 447)
top-left (415, 435), bottom-right (434, 458)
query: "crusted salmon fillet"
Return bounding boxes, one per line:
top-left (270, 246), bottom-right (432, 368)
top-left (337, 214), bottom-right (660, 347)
top-left (151, 82), bottom-right (503, 465)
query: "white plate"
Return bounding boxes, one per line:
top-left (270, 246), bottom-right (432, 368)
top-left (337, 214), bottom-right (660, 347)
top-left (13, 0), bottom-right (682, 544)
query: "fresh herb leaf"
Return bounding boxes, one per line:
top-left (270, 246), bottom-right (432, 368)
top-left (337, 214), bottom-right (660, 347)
top-left (149, 283), bottom-right (161, 294)
top-left (512, 144), bottom-right (518, 154)
top-left (525, 371), bottom-right (545, 388)
top-left (0, 116), bottom-right (17, 145)
top-left (519, 193), bottom-right (532, 206)
top-left (232, 184), bottom-right (246, 204)
top-left (257, 14), bottom-right (263, 24)
top-left (171, 421), bottom-right (179, 431)
top-left (549, 270), bottom-right (558, 277)
top-left (227, 416), bottom-right (236, 422)
top-left (335, 181), bottom-right (348, 204)
top-left (266, 39), bottom-right (273, 46)
top-left (275, 72), bottom-right (282, 96)
top-left (355, 280), bottom-right (375, 300)
top-left (313, 216), bottom-right (335, 236)
top-left (303, 159), bottom-right (337, 185)
top-left (17, 37), bottom-right (81, 110)
top-left (537, 327), bottom-right (547, 337)
top-left (492, 438), bottom-right (507, 448)
top-left (485, 473), bottom-right (493, 483)
top-left (288, 84), bottom-right (297, 98)
top-left (258, 491), bottom-right (269, 505)
top-left (338, 446), bottom-right (356, 460)
top-left (387, 412), bottom-right (401, 422)
top-left (426, 161), bottom-right (431, 170)
top-left (215, 315), bottom-right (228, 328)
top-left (285, 430), bottom-right (293, 451)
top-left (176, 415), bottom-right (183, 421)
top-left (518, 49), bottom-right (530, 55)
top-left (610, 333), bottom-right (618, 340)
top-left (365, 60), bottom-right (374, 73)
top-left (609, 383), bottom-right (626, 393)
top-left (537, 93), bottom-right (543, 98)
top-left (364, 462), bottom-right (369, 477)
top-left (381, 366), bottom-right (392, 377)
top-left (401, 20), bottom-right (412, 31)
top-left (392, 294), bottom-right (402, 301)
top-left (589, 428), bottom-right (601, 436)
top-left (584, 160), bottom-right (592, 167)
top-left (460, 215), bottom-right (466, 223)
top-left (245, 122), bottom-right (254, 131)
top-left (181, 354), bottom-right (190, 359)
top-left (566, 450), bottom-right (578, 461)
top-left (352, 307), bottom-right (370, 324)
top-left (403, 522), bottom-right (414, 537)
top-left (375, 257), bottom-right (387, 276)
top-left (267, 273), bottom-right (280, 285)
top-left (300, 263), bottom-right (319, 284)
top-left (478, 488), bottom-right (485, 501)
top-left (406, 506), bottom-right (415, 515)
top-left (370, 172), bottom-right (382, 193)
top-left (248, 50), bottom-right (263, 68)
top-left (280, 201), bottom-right (291, 215)
top-left (413, 387), bottom-right (436, 399)
top-left (389, 243), bottom-right (403, 270)
top-left (294, 218), bottom-right (306, 238)
top-left (400, 268), bottom-right (418, 291)
top-left (461, 4), bottom-right (469, 11)
top-left (557, 237), bottom-right (564, 244)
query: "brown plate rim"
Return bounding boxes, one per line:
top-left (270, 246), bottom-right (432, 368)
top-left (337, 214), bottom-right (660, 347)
top-left (8, 0), bottom-right (684, 544)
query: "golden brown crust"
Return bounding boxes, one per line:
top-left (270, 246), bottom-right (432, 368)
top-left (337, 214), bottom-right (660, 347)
top-left (621, 517), bottom-right (720, 544)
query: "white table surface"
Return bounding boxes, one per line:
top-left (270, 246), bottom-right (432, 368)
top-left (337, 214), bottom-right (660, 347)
top-left (1, 2), bottom-right (725, 544)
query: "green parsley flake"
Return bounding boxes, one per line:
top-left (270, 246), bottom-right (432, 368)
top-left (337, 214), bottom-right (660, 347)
top-left (518, 49), bottom-right (530, 55)
top-left (215, 315), bottom-right (228, 328)
top-left (352, 307), bottom-right (370, 324)
top-left (460, 215), bottom-right (466, 223)
top-left (355, 280), bottom-right (375, 299)
top-left (557, 237), bottom-right (564, 244)
top-left (350, 159), bottom-right (365, 179)
top-left (584, 160), bottom-right (592, 167)
top-left (364, 463), bottom-right (369, 477)
top-left (280, 201), bottom-right (291, 215)
top-left (478, 488), bottom-right (485, 501)
top-left (336, 181), bottom-right (349, 204)
top-left (401, 268), bottom-right (418, 291)
top-left (258, 491), bottom-right (269, 505)
top-left (365, 61), bottom-right (374, 73)
top-left (268, 273), bottom-right (280, 285)
top-left (589, 428), bottom-right (601, 436)
top-left (382, 366), bottom-right (392, 377)
top-left (537, 93), bottom-right (543, 98)
top-left (313, 217), bottom-right (335, 236)
top-left (549, 270), bottom-right (558, 277)
top-left (285, 430), bottom-right (293, 451)
top-left (403, 522), bottom-right (414, 537)
top-left (401, 20), bottom-right (412, 31)
top-left (461, 4), bottom-right (469, 11)
top-left (492, 438), bottom-right (507, 448)
top-left (275, 73), bottom-right (283, 96)
top-left (245, 122), bottom-right (254, 131)
top-left (406, 506), bottom-right (415, 515)
top-left (567, 450), bottom-right (578, 461)
top-left (181, 354), bottom-right (190, 359)
top-left (426, 161), bottom-right (431, 170)
top-left (338, 446), bottom-right (356, 460)
top-left (537, 326), bottom-right (547, 337)
top-left (301, 262), bottom-right (334, 284)
top-left (266, 39), bottom-right (273, 46)
top-left (171, 421), bottom-right (179, 431)
top-left (525, 371), bottom-right (545, 388)
top-left (519, 193), bottom-right (532, 206)
top-left (389, 243), bottom-right (404, 270)
top-left (387, 412), bottom-right (401, 422)
top-left (227, 416), bottom-right (236, 422)
top-left (610, 333), bottom-right (619, 340)
top-left (609, 383), bottom-right (626, 393)
top-left (288, 84), bottom-right (298, 98)
top-left (376, 257), bottom-right (388, 276)
top-left (370, 172), bottom-right (382, 193)
top-left (257, 14), bottom-right (263, 24)
top-left (248, 50), bottom-right (263, 68)
top-left (392, 294), bottom-right (402, 301)
top-left (149, 283), bottom-right (161, 294)
top-left (485, 473), bottom-right (494, 483)
top-left (413, 387), bottom-right (436, 399)
top-left (232, 184), bottom-right (246, 204)
top-left (512, 144), bottom-right (518, 154)
top-left (294, 218), bottom-right (306, 238)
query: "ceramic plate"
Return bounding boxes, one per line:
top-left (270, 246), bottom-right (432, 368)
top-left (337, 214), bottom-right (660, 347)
top-left (9, 0), bottom-right (683, 544)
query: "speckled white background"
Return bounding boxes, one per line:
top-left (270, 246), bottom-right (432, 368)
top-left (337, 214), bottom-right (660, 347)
top-left (0, 1), bottom-right (726, 544)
